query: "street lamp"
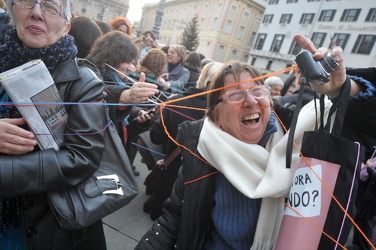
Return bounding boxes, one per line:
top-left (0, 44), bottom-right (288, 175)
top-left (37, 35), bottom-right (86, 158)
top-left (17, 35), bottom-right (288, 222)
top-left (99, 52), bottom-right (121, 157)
top-left (152, 0), bottom-right (165, 39)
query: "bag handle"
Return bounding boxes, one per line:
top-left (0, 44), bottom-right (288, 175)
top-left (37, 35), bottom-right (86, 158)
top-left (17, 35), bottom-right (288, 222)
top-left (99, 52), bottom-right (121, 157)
top-left (322, 76), bottom-right (351, 136)
top-left (286, 77), bottom-right (309, 168)
top-left (162, 147), bottom-right (181, 168)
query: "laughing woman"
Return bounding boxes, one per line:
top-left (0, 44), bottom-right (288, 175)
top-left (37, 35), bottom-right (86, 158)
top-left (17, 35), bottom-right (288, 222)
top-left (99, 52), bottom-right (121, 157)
top-left (136, 34), bottom-right (376, 249)
top-left (0, 0), bottom-right (109, 248)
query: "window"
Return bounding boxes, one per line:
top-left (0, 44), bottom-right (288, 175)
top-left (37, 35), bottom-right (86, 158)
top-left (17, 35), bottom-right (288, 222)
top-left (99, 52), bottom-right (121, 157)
top-left (212, 17), bottom-right (218, 30)
top-left (319, 9), bottom-right (336, 21)
top-left (300, 13), bottom-right (315, 24)
top-left (224, 20), bottom-right (232, 34)
top-left (232, 49), bottom-right (237, 55)
top-left (244, 54), bottom-right (249, 61)
top-left (249, 31), bottom-right (256, 45)
top-left (366, 8), bottom-right (376, 22)
top-left (244, 12), bottom-right (250, 18)
top-left (330, 33), bottom-right (350, 49)
top-left (262, 14), bottom-right (274, 24)
top-left (351, 35), bottom-right (376, 54)
top-left (287, 0), bottom-right (298, 3)
top-left (269, 0), bottom-right (279, 4)
top-left (207, 41), bottom-right (211, 46)
top-left (237, 26), bottom-right (245, 39)
top-left (311, 32), bottom-right (327, 48)
top-left (288, 40), bottom-right (302, 55)
top-left (200, 18), bottom-right (205, 29)
top-left (251, 58), bottom-right (257, 66)
top-left (280, 14), bottom-right (292, 24)
top-left (81, 8), bottom-right (86, 14)
top-left (219, 44), bottom-right (225, 49)
top-left (270, 34), bottom-right (285, 52)
top-left (266, 60), bottom-right (273, 70)
top-left (340, 9), bottom-right (361, 22)
top-left (254, 33), bottom-right (267, 50)
top-left (231, 5), bottom-right (237, 11)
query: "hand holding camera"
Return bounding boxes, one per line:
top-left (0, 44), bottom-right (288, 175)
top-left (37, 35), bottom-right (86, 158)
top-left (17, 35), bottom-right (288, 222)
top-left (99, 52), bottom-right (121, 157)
top-left (295, 50), bottom-right (338, 85)
top-left (293, 34), bottom-right (348, 97)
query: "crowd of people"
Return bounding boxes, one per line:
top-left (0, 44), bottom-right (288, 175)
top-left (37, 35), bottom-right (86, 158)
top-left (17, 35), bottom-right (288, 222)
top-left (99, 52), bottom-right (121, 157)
top-left (0, 0), bottom-right (375, 249)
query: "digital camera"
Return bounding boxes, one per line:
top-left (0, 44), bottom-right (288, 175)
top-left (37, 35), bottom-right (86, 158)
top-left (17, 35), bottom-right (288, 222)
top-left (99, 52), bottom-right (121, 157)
top-left (295, 50), bottom-right (338, 85)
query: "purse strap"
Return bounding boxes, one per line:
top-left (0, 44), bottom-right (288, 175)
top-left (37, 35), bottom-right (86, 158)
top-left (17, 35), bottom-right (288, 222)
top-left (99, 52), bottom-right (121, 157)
top-left (322, 76), bottom-right (351, 136)
top-left (163, 147), bottom-right (181, 168)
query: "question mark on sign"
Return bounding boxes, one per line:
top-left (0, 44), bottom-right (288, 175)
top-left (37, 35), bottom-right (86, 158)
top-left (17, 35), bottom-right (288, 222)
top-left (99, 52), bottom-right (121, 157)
top-left (312, 190), bottom-right (319, 207)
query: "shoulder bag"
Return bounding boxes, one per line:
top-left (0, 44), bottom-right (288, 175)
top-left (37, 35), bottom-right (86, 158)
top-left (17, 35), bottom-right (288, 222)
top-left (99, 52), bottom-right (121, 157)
top-left (275, 77), bottom-right (364, 249)
top-left (47, 62), bottom-right (138, 230)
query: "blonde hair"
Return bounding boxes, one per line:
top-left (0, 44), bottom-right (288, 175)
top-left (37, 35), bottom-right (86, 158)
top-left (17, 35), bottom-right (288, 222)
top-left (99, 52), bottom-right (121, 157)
top-left (196, 62), bottom-right (223, 89)
top-left (169, 45), bottom-right (187, 64)
top-left (0, 0), bottom-right (6, 9)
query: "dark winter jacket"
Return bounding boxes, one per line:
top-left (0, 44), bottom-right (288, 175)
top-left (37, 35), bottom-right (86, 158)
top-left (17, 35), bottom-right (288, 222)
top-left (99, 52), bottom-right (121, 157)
top-left (0, 11), bottom-right (11, 45)
top-left (184, 65), bottom-right (201, 89)
top-left (146, 87), bottom-right (207, 220)
top-left (0, 58), bottom-right (107, 249)
top-left (136, 69), bottom-right (376, 250)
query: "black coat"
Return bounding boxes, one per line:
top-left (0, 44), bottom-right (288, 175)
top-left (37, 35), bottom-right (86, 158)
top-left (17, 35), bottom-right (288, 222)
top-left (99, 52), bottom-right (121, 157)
top-left (0, 59), bottom-right (107, 249)
top-left (146, 87), bottom-right (207, 220)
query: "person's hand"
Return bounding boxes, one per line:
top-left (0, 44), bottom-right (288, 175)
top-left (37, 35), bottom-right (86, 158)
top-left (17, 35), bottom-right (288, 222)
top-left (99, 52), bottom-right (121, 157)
top-left (158, 74), bottom-right (171, 91)
top-left (159, 73), bottom-right (169, 80)
top-left (136, 109), bottom-right (154, 123)
top-left (0, 118), bottom-right (37, 154)
top-left (167, 93), bottom-right (178, 99)
top-left (120, 72), bottom-right (159, 104)
top-left (293, 34), bottom-right (347, 97)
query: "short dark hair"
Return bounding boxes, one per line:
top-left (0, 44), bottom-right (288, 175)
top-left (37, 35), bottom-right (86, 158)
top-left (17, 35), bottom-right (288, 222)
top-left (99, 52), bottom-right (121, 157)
top-left (69, 16), bottom-right (102, 58)
top-left (86, 31), bottom-right (138, 74)
top-left (140, 30), bottom-right (156, 41)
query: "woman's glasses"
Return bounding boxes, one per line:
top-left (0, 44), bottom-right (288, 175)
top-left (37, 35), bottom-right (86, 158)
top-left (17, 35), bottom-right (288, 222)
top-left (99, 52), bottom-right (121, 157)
top-left (217, 85), bottom-right (270, 105)
top-left (12, 0), bottom-right (65, 17)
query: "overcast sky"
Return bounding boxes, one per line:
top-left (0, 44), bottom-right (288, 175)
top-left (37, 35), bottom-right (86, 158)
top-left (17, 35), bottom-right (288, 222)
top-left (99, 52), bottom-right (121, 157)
top-left (127, 0), bottom-right (159, 23)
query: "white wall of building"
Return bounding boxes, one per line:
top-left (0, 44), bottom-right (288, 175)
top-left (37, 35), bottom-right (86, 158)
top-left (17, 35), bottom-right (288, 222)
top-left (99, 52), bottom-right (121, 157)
top-left (251, 0), bottom-right (376, 73)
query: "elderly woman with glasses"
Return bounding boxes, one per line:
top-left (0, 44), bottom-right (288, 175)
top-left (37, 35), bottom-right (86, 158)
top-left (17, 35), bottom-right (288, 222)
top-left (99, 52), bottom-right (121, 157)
top-left (0, 0), bottom-right (109, 249)
top-left (136, 34), bottom-right (376, 249)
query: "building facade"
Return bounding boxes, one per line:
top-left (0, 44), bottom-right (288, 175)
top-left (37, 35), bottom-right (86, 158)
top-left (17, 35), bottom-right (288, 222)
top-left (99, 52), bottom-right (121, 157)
top-left (139, 0), bottom-right (268, 63)
top-left (72, 0), bottom-right (130, 22)
top-left (251, 0), bottom-right (376, 74)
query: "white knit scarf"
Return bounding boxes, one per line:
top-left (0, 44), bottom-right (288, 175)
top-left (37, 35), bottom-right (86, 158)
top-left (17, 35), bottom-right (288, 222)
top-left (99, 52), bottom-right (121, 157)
top-left (197, 98), bottom-right (333, 250)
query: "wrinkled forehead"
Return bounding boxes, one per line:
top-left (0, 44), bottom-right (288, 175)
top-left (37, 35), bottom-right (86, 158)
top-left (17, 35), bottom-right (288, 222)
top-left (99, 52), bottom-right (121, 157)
top-left (223, 72), bottom-right (258, 90)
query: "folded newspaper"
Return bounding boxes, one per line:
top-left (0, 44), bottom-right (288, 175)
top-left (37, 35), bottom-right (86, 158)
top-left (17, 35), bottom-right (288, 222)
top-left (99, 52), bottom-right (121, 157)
top-left (0, 59), bottom-right (67, 150)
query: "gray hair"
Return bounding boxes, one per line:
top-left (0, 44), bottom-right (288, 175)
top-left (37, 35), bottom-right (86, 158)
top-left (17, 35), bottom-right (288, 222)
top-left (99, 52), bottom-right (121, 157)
top-left (6, 0), bottom-right (73, 24)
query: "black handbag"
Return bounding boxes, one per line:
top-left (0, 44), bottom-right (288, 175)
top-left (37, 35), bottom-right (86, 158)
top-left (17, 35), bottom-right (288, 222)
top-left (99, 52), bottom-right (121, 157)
top-left (276, 77), bottom-right (365, 249)
top-left (144, 147), bottom-right (181, 191)
top-left (48, 108), bottom-right (138, 230)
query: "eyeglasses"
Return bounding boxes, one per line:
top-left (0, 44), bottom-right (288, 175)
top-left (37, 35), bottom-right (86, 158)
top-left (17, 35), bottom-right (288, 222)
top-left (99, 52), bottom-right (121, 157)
top-left (12, 0), bottom-right (65, 17)
top-left (217, 85), bottom-right (270, 105)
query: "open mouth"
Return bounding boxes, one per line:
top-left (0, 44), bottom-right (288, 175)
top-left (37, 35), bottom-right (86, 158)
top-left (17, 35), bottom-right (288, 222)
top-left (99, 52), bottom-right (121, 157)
top-left (242, 113), bottom-right (260, 125)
